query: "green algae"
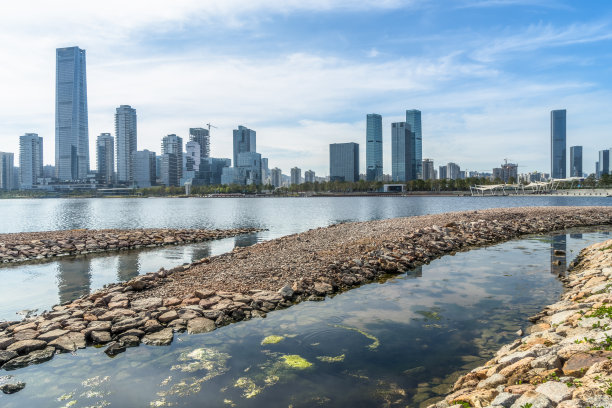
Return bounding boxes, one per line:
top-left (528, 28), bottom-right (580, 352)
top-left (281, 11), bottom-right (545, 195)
top-left (415, 307), bottom-right (443, 321)
top-left (234, 377), bottom-right (263, 398)
top-left (261, 335), bottom-right (285, 345)
top-left (281, 354), bottom-right (313, 369)
top-left (332, 324), bottom-right (380, 350)
top-left (171, 347), bottom-right (230, 374)
top-left (316, 354), bottom-right (345, 363)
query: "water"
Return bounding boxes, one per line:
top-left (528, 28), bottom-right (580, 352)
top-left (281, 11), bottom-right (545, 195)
top-left (1, 196), bottom-right (610, 320)
top-left (1, 229), bottom-right (610, 408)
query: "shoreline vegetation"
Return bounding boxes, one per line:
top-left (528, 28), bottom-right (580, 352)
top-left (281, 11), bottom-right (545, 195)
top-left (1, 207), bottom-right (612, 397)
top-left (0, 175), bottom-right (611, 199)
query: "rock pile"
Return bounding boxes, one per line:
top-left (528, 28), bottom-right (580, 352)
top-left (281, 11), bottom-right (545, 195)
top-left (1, 207), bottom-right (611, 379)
top-left (429, 239), bottom-right (612, 408)
top-left (0, 227), bottom-right (260, 264)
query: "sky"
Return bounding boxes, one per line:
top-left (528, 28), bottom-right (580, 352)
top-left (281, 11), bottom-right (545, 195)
top-left (1, 0), bottom-right (612, 177)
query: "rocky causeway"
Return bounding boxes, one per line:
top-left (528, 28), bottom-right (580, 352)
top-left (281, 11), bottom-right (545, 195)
top-left (0, 227), bottom-right (260, 264)
top-left (1, 206), bottom-right (612, 400)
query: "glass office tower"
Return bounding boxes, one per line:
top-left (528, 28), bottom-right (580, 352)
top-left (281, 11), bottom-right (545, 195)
top-left (550, 109), bottom-right (566, 179)
top-left (406, 109), bottom-right (422, 179)
top-left (366, 114), bottom-right (383, 181)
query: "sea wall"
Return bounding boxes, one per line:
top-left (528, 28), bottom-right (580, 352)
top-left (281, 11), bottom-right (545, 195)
top-left (1, 207), bottom-right (612, 391)
top-left (428, 239), bottom-right (612, 408)
top-left (0, 228), bottom-right (260, 264)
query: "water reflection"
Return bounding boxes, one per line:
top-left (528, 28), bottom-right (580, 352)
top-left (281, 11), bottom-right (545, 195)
top-left (57, 257), bottom-right (92, 304)
top-left (234, 233), bottom-right (260, 248)
top-left (117, 255), bottom-right (140, 282)
top-left (550, 235), bottom-right (567, 276)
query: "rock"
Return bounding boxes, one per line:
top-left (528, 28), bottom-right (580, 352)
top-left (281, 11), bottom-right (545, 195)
top-left (12, 322), bottom-right (37, 333)
top-left (98, 308), bottom-right (135, 321)
top-left (0, 335), bottom-right (16, 349)
top-left (504, 384), bottom-right (535, 394)
top-left (313, 282), bottom-right (333, 296)
top-left (13, 329), bottom-right (39, 341)
top-left (535, 381), bottom-right (572, 403)
top-left (131, 297), bottom-right (163, 310)
top-left (36, 329), bottom-right (68, 342)
top-left (111, 317), bottom-right (145, 334)
top-left (104, 341), bottom-right (126, 357)
top-left (278, 284), bottom-right (294, 299)
top-left (2, 347), bottom-right (55, 369)
top-left (119, 335), bottom-right (140, 348)
top-left (195, 289), bottom-right (215, 299)
top-left (142, 328), bottom-right (174, 346)
top-left (7, 339), bottom-right (47, 355)
top-left (199, 296), bottom-right (220, 309)
top-left (83, 320), bottom-right (112, 337)
top-left (90, 331), bottom-right (112, 344)
top-left (0, 350), bottom-right (18, 366)
top-left (490, 392), bottom-right (519, 407)
top-left (549, 310), bottom-right (577, 326)
top-left (108, 300), bottom-right (129, 309)
top-left (127, 279), bottom-right (147, 291)
top-left (187, 317), bottom-right (216, 334)
top-left (118, 329), bottom-right (145, 339)
top-left (49, 332), bottom-right (86, 352)
top-left (509, 391), bottom-right (554, 408)
top-left (182, 297), bottom-right (201, 306)
top-left (556, 401), bottom-right (585, 408)
top-left (476, 373), bottom-right (506, 389)
top-left (562, 352), bottom-right (610, 376)
top-left (0, 380), bottom-right (25, 394)
top-left (158, 310), bottom-right (179, 323)
top-left (163, 297), bottom-right (181, 307)
top-left (143, 319), bottom-right (163, 333)
top-left (531, 353), bottom-right (562, 370)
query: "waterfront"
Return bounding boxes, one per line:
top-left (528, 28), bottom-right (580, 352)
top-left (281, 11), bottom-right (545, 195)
top-left (1, 228), bottom-right (610, 407)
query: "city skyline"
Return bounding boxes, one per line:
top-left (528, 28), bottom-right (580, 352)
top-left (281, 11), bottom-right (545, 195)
top-left (1, 2), bottom-right (612, 176)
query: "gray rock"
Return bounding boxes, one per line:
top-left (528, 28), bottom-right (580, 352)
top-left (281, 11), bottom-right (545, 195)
top-left (142, 328), bottom-right (174, 346)
top-left (104, 341), bottom-right (126, 357)
top-left (118, 329), bottom-right (144, 339)
top-left (2, 347), bottom-right (55, 370)
top-left (13, 329), bottom-right (39, 341)
top-left (187, 317), bottom-right (216, 334)
top-left (476, 373), bottom-right (506, 389)
top-left (510, 391), bottom-right (554, 408)
top-left (313, 282), bottom-right (333, 296)
top-left (278, 285), bottom-right (294, 299)
top-left (202, 310), bottom-right (223, 320)
top-left (195, 289), bottom-right (215, 299)
top-left (7, 339), bottom-right (47, 355)
top-left (549, 310), bottom-right (576, 326)
top-left (131, 297), bottom-right (163, 310)
top-left (158, 310), bottom-right (178, 323)
top-left (0, 380), bottom-right (25, 394)
top-left (49, 332), bottom-right (86, 352)
top-left (36, 329), bottom-right (68, 342)
top-left (0, 335), bottom-right (16, 349)
top-left (491, 392), bottom-right (519, 407)
top-left (530, 353), bottom-right (562, 370)
top-left (0, 350), bottom-right (18, 366)
top-left (119, 335), bottom-right (140, 348)
top-left (90, 331), bottom-right (111, 344)
top-left (498, 349), bottom-right (536, 366)
top-left (111, 317), bottom-right (145, 334)
top-left (535, 381), bottom-right (572, 404)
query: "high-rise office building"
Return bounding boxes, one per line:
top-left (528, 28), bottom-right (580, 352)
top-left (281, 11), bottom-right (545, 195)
top-left (189, 128), bottom-right (210, 159)
top-left (366, 114), bottom-right (383, 182)
top-left (438, 165), bottom-right (447, 180)
top-left (233, 126), bottom-right (256, 167)
top-left (422, 159), bottom-right (435, 180)
top-left (236, 152), bottom-right (262, 185)
top-left (161, 134), bottom-right (183, 186)
top-left (0, 152), bottom-right (15, 191)
top-left (330, 143), bottom-right (359, 182)
top-left (261, 158), bottom-right (269, 184)
top-left (569, 146), bottom-right (583, 177)
top-left (550, 109), bottom-right (566, 179)
top-left (96, 133), bottom-right (114, 185)
top-left (305, 170), bottom-right (315, 183)
top-left (406, 110), bottom-right (422, 179)
top-left (447, 162), bottom-right (461, 180)
top-left (19, 133), bottom-right (43, 189)
top-left (132, 150), bottom-right (156, 188)
top-left (115, 105), bottom-right (137, 183)
top-left (271, 168), bottom-right (282, 188)
top-left (500, 162), bottom-right (518, 183)
top-left (185, 141), bottom-right (201, 172)
top-left (391, 122), bottom-right (416, 182)
top-left (598, 149), bottom-right (610, 178)
top-left (290, 167), bottom-right (301, 185)
top-left (55, 46), bottom-right (89, 181)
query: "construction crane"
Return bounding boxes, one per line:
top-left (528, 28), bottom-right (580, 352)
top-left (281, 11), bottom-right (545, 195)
top-left (206, 123), bottom-right (217, 132)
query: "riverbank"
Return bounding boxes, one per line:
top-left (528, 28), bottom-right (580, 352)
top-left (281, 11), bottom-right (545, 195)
top-left (0, 228), bottom-right (260, 264)
top-left (1, 207), bottom-right (611, 382)
top-left (429, 238), bottom-right (612, 408)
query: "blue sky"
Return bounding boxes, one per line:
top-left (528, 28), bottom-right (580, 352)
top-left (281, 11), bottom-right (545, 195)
top-left (1, 0), bottom-right (611, 176)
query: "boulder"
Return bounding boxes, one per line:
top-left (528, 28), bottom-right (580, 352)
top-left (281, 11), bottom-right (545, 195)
top-left (36, 329), bottom-right (68, 342)
top-left (0, 350), bottom-right (18, 366)
top-left (535, 381), bottom-right (572, 404)
top-left (90, 331), bottom-right (112, 344)
top-left (158, 310), bottom-right (178, 323)
top-left (2, 347), bottom-right (55, 369)
top-left (509, 391), bottom-right (554, 408)
top-left (562, 352), bottom-right (610, 376)
top-left (104, 341), bottom-right (126, 357)
top-left (195, 289), bottom-right (215, 299)
top-left (111, 317), bottom-right (145, 334)
top-left (49, 332), bottom-right (86, 352)
top-left (187, 317), bottom-right (216, 334)
top-left (7, 339), bottom-right (47, 355)
top-left (142, 328), bottom-right (174, 346)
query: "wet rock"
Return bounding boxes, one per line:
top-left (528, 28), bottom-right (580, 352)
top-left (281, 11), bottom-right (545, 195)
top-left (118, 329), bottom-right (144, 339)
top-left (278, 285), bottom-right (294, 299)
top-left (49, 332), bottom-right (86, 352)
top-left (2, 347), bottom-right (55, 369)
top-left (142, 328), bottom-right (174, 346)
top-left (0, 380), bottom-right (25, 394)
top-left (7, 339), bottom-right (47, 355)
top-left (0, 350), bottom-right (18, 366)
top-left (0, 335), bottom-right (16, 349)
top-left (104, 341), bottom-right (126, 357)
top-left (142, 319), bottom-right (163, 333)
top-left (187, 317), bottom-right (216, 334)
top-left (119, 335), bottom-right (140, 348)
top-left (90, 331), bottom-right (112, 344)
top-left (111, 317), bottom-right (145, 334)
top-left (509, 391), bottom-right (554, 408)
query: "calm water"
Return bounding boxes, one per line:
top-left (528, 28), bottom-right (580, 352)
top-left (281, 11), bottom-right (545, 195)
top-left (1, 229), bottom-right (610, 408)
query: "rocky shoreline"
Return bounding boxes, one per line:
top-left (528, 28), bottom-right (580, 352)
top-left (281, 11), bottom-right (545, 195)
top-left (0, 227), bottom-right (260, 264)
top-left (1, 207), bottom-right (612, 395)
top-left (429, 238), bottom-right (612, 408)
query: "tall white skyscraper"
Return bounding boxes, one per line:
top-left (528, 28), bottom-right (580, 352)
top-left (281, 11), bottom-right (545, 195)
top-left (115, 105), bottom-right (137, 183)
top-left (55, 46), bottom-right (89, 181)
top-left (19, 133), bottom-right (43, 189)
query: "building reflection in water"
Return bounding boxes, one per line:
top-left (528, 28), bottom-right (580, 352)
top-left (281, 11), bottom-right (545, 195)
top-left (550, 234), bottom-right (567, 276)
top-left (405, 265), bottom-right (423, 279)
top-left (117, 254), bottom-right (141, 282)
top-left (569, 233), bottom-right (583, 239)
top-left (190, 245), bottom-right (212, 261)
top-left (57, 257), bottom-right (92, 304)
top-left (234, 233), bottom-right (260, 248)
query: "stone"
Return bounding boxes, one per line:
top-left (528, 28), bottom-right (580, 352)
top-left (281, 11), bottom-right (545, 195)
top-left (476, 373), bottom-right (506, 389)
top-left (98, 308), bottom-right (135, 321)
top-left (2, 347), bottom-right (55, 369)
top-left (556, 401), bottom-right (585, 408)
top-left (49, 332), bottom-right (86, 352)
top-left (549, 310), bottom-right (577, 326)
top-left (187, 317), bottom-right (216, 334)
top-left (0, 335), bottom-right (16, 349)
top-left (108, 300), bottom-right (129, 309)
top-left (530, 353), bottom-right (562, 370)
top-left (104, 341), bottom-right (126, 357)
top-left (313, 282), bottom-right (333, 296)
top-left (0, 380), bottom-right (25, 394)
top-left (143, 319), bottom-right (163, 333)
top-left (119, 335), bottom-right (140, 347)
top-left (118, 329), bottom-right (145, 339)
top-left (504, 384), bottom-right (535, 394)
top-left (509, 391), bottom-right (554, 408)
top-left (163, 297), bottom-right (181, 307)
top-left (90, 331), bottom-right (112, 344)
top-left (83, 320), bottom-right (112, 337)
top-left (0, 350), bottom-right (18, 366)
top-left (7, 339), bottom-right (47, 355)
top-left (12, 322), bottom-right (37, 333)
top-left (182, 297), bottom-right (200, 306)
top-left (158, 310), bottom-right (178, 323)
top-left (278, 284), bottom-right (294, 299)
top-left (195, 289), bottom-right (215, 299)
top-left (13, 329), bottom-right (39, 341)
top-left (127, 279), bottom-right (147, 291)
top-left (490, 392), bottom-right (519, 407)
top-left (142, 328), bottom-right (174, 346)
top-left (36, 329), bottom-right (68, 342)
top-left (131, 297), bottom-right (163, 310)
top-left (111, 317), bottom-right (145, 334)
top-left (535, 381), bottom-right (572, 403)
top-left (199, 296), bottom-right (220, 309)
top-left (562, 352), bottom-right (610, 376)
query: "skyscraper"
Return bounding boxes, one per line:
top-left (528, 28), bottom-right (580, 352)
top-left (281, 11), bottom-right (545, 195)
top-left (391, 122), bottom-right (415, 182)
top-left (161, 134), bottom-right (183, 187)
top-left (406, 110), bottom-right (422, 179)
top-left (569, 146), bottom-right (583, 177)
top-left (271, 168), bottom-right (282, 188)
top-left (132, 150), bottom-right (156, 188)
top-left (55, 46), bottom-right (89, 181)
top-left (422, 159), bottom-right (435, 180)
top-left (19, 133), bottom-right (43, 189)
top-left (290, 167), bottom-right (301, 185)
top-left (115, 105), bottom-right (137, 183)
top-left (304, 170), bottom-right (315, 183)
top-left (233, 126), bottom-right (256, 167)
top-left (96, 133), bottom-right (114, 185)
top-left (447, 162), bottom-right (461, 180)
top-left (366, 114), bottom-right (383, 182)
top-left (550, 109), bottom-right (566, 179)
top-left (189, 128), bottom-right (210, 159)
top-left (599, 149), bottom-right (610, 178)
top-left (0, 152), bottom-right (15, 191)
top-left (329, 143), bottom-right (359, 182)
